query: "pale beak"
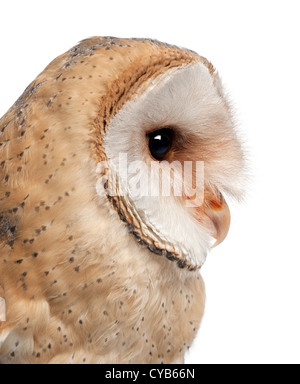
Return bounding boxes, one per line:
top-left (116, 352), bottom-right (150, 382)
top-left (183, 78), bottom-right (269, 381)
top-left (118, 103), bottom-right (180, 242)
top-left (192, 191), bottom-right (231, 247)
top-left (205, 192), bottom-right (231, 247)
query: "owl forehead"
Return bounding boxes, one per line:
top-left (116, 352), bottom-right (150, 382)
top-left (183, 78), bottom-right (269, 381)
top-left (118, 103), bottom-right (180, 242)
top-left (46, 36), bottom-right (211, 93)
top-left (86, 38), bottom-right (215, 155)
top-left (105, 61), bottom-right (223, 158)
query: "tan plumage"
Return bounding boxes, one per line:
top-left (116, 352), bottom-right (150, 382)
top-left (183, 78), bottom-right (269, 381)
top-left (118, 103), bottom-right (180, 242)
top-left (0, 37), bottom-right (244, 364)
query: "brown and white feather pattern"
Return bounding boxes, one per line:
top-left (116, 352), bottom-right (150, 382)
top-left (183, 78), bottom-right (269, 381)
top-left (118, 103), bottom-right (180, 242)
top-left (0, 37), bottom-right (244, 364)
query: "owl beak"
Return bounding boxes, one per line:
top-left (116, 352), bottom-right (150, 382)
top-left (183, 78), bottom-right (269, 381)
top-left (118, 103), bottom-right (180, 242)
top-left (204, 192), bottom-right (231, 248)
top-left (191, 191), bottom-right (231, 247)
top-left (187, 190), bottom-right (231, 247)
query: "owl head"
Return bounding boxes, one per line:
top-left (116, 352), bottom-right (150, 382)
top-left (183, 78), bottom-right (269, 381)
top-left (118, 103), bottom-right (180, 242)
top-left (89, 37), bottom-right (245, 271)
top-left (0, 37), bottom-right (245, 274)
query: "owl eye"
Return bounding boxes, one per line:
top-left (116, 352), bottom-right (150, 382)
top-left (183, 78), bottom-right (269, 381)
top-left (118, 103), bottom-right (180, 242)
top-left (147, 128), bottom-right (174, 160)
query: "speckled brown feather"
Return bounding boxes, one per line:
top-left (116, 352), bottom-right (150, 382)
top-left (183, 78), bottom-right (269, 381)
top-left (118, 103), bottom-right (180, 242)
top-left (0, 37), bottom-right (206, 364)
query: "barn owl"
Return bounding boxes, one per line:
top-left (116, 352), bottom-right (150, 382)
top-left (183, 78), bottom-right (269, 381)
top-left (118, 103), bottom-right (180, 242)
top-left (0, 37), bottom-right (244, 364)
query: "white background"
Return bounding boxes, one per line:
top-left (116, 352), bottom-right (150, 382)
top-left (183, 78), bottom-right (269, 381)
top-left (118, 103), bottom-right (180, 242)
top-left (1, 0), bottom-right (299, 364)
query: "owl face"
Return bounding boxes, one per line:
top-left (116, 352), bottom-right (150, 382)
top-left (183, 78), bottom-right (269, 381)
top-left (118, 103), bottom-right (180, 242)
top-left (101, 56), bottom-right (244, 270)
top-left (0, 36), bottom-right (245, 274)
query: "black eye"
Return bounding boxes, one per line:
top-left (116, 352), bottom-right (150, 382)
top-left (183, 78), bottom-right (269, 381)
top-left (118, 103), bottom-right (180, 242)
top-left (148, 128), bottom-right (174, 160)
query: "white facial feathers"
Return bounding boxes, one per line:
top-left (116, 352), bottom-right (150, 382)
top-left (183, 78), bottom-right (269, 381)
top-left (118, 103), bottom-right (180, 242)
top-left (104, 62), bottom-right (244, 268)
